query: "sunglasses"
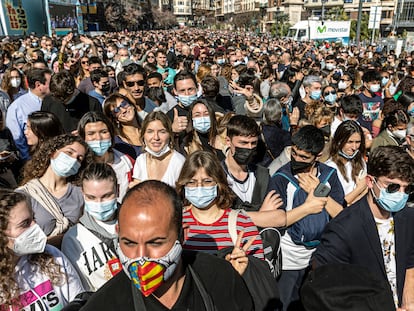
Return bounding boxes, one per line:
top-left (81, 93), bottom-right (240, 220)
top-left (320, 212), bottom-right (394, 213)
top-left (81, 61), bottom-right (89, 64)
top-left (339, 79), bottom-right (350, 82)
top-left (147, 55), bottom-right (155, 59)
top-left (112, 100), bottom-right (130, 116)
top-left (324, 90), bottom-right (336, 96)
top-left (374, 178), bottom-right (414, 195)
top-left (125, 80), bottom-right (145, 87)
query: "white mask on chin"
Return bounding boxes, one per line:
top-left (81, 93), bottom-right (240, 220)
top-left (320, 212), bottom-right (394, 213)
top-left (145, 143), bottom-right (171, 158)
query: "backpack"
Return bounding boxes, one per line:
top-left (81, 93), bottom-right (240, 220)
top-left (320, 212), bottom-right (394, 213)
top-left (228, 209), bottom-right (282, 279)
top-left (273, 165), bottom-right (335, 248)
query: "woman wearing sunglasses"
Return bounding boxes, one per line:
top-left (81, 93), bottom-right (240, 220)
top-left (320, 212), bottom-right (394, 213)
top-left (103, 93), bottom-right (142, 159)
top-left (326, 120), bottom-right (368, 207)
top-left (322, 85), bottom-right (339, 112)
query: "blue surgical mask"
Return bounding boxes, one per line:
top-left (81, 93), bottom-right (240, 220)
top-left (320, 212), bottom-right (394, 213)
top-left (369, 84), bottom-right (381, 93)
top-left (185, 185), bottom-right (217, 209)
top-left (339, 149), bottom-right (359, 160)
top-left (372, 179), bottom-right (409, 213)
top-left (192, 116), bottom-right (211, 133)
top-left (408, 106), bottom-right (414, 117)
top-left (177, 94), bottom-right (198, 107)
top-left (217, 59), bottom-right (225, 65)
top-left (325, 93), bottom-right (337, 104)
top-left (84, 198), bottom-right (118, 221)
top-left (310, 90), bottom-right (321, 101)
top-left (87, 139), bottom-right (112, 156)
top-left (381, 77), bottom-right (389, 86)
top-left (50, 152), bottom-right (81, 178)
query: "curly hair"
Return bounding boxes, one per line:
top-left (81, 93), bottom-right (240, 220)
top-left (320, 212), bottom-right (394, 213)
top-left (0, 190), bottom-right (65, 306)
top-left (176, 150), bottom-right (236, 209)
top-left (21, 134), bottom-right (92, 186)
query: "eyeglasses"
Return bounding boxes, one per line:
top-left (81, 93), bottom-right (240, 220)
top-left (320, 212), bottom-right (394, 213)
top-left (186, 179), bottom-right (216, 188)
top-left (125, 80), bottom-right (145, 87)
top-left (324, 90), bottom-right (336, 96)
top-left (112, 100), bottom-right (130, 116)
top-left (374, 178), bottom-right (414, 195)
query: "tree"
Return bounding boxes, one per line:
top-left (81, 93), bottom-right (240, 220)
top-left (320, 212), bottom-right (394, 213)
top-left (272, 12), bottom-right (290, 37)
top-left (105, 2), bottom-right (125, 31)
top-left (350, 12), bottom-right (370, 42)
top-left (326, 7), bottom-right (349, 21)
top-left (152, 8), bottom-right (177, 29)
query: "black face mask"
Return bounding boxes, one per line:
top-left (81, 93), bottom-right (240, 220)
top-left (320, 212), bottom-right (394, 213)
top-left (101, 83), bottom-right (110, 94)
top-left (320, 125), bottom-right (331, 137)
top-left (233, 147), bottom-right (256, 166)
top-left (291, 157), bottom-right (314, 175)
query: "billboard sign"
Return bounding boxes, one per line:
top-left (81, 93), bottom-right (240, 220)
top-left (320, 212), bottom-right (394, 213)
top-left (0, 0), bottom-right (48, 35)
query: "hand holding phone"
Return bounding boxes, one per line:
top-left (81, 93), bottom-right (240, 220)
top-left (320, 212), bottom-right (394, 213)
top-left (313, 183), bottom-right (331, 197)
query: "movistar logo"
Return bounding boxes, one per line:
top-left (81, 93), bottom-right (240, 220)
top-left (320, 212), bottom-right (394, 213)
top-left (317, 25), bottom-right (327, 33)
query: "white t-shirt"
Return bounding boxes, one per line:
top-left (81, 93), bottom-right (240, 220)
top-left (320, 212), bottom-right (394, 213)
top-left (227, 171), bottom-right (256, 203)
top-left (61, 222), bottom-right (119, 292)
top-left (132, 151), bottom-right (185, 187)
top-left (325, 159), bottom-right (367, 195)
top-left (376, 216), bottom-right (398, 308)
top-left (1, 245), bottom-right (84, 310)
top-left (111, 149), bottom-right (134, 203)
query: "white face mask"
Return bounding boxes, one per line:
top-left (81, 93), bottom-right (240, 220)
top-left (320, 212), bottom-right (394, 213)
top-left (145, 143), bottom-right (171, 158)
top-left (338, 81), bottom-right (348, 90)
top-left (11, 78), bottom-right (21, 88)
top-left (9, 223), bottom-right (47, 256)
top-left (392, 129), bottom-right (407, 140)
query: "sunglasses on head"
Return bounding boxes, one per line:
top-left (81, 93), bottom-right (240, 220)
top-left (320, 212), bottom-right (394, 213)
top-left (125, 80), bottom-right (145, 87)
top-left (324, 90), bottom-right (336, 96)
top-left (112, 100), bottom-right (130, 116)
top-left (374, 178), bottom-right (414, 195)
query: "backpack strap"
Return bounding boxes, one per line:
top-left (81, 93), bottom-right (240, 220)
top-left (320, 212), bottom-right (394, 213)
top-left (228, 209), bottom-right (242, 246)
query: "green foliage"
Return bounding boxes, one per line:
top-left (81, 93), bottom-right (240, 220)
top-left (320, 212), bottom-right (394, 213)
top-left (326, 6), bottom-right (349, 21)
top-left (271, 12), bottom-right (290, 37)
top-left (350, 12), bottom-right (370, 41)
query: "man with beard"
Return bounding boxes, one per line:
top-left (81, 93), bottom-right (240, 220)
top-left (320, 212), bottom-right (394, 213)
top-left (121, 63), bottom-right (157, 121)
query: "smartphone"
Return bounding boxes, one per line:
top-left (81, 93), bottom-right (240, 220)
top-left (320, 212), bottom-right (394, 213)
top-left (313, 183), bottom-right (331, 197)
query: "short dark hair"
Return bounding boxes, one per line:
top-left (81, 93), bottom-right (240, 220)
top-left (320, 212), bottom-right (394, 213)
top-left (123, 63), bottom-right (146, 80)
top-left (173, 70), bottom-right (197, 89)
top-left (291, 125), bottom-right (325, 155)
top-left (27, 68), bottom-right (52, 89)
top-left (368, 146), bottom-right (414, 182)
top-left (90, 68), bottom-right (108, 84)
top-left (122, 180), bottom-right (183, 239)
top-left (340, 95), bottom-right (363, 115)
top-left (362, 69), bottom-right (381, 83)
top-left (49, 70), bottom-right (75, 100)
top-left (227, 115), bottom-right (260, 138)
top-left (147, 71), bottom-right (163, 82)
top-left (77, 111), bottom-right (115, 146)
top-left (200, 75), bottom-right (219, 98)
top-left (88, 56), bottom-right (102, 66)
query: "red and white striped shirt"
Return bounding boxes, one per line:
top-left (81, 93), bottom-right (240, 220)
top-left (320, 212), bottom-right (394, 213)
top-left (183, 208), bottom-right (264, 259)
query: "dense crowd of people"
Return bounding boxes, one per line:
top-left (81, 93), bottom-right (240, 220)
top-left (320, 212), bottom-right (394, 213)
top-left (0, 29), bottom-right (414, 310)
